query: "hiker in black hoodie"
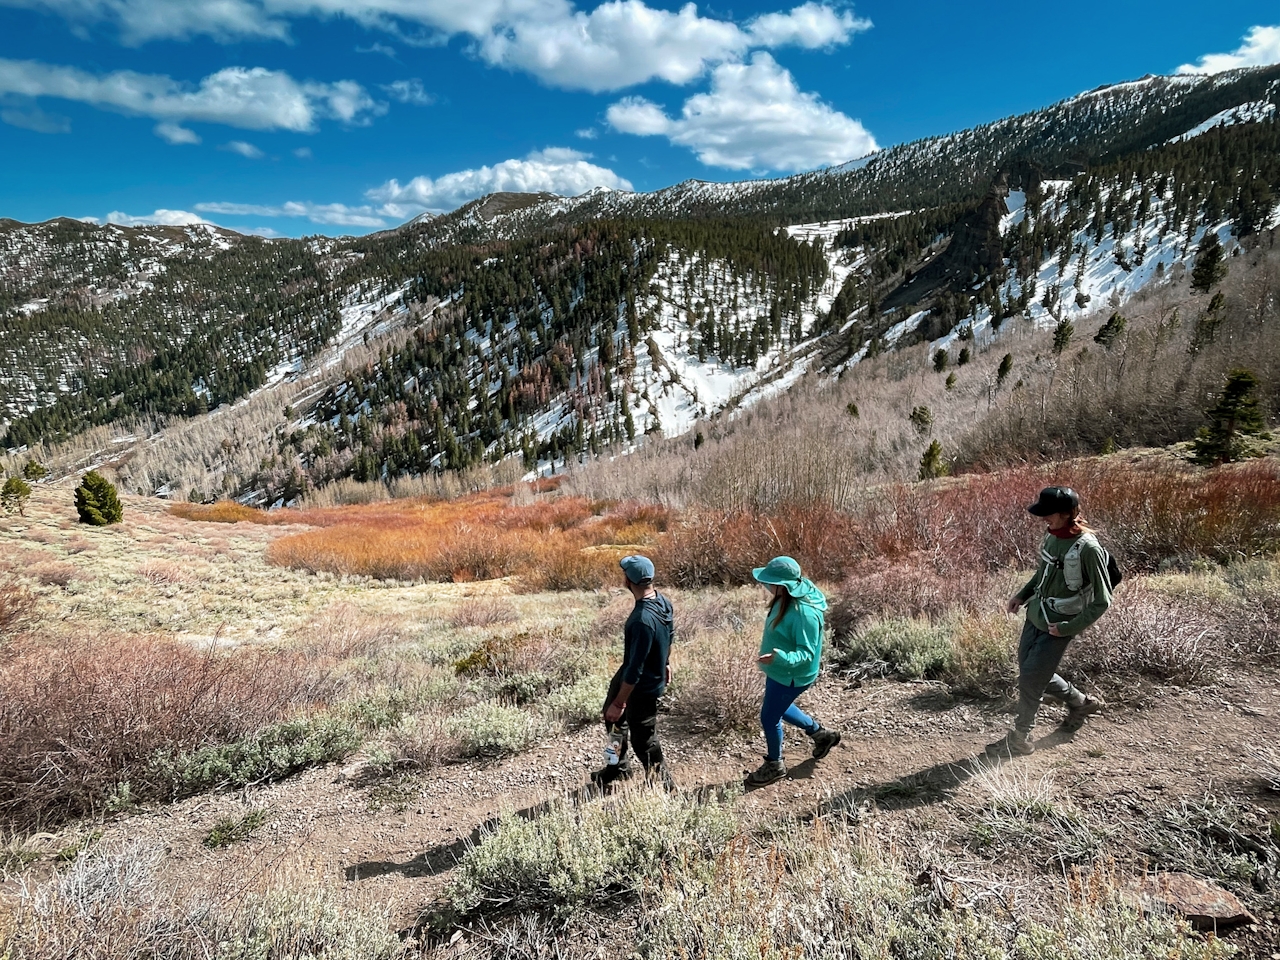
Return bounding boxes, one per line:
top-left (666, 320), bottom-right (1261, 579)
top-left (593, 554), bottom-right (674, 789)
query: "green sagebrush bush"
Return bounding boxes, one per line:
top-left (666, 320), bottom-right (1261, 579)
top-left (151, 714), bottom-right (360, 798)
top-left (74, 471), bottom-right (122, 526)
top-left (443, 788), bottom-right (737, 918)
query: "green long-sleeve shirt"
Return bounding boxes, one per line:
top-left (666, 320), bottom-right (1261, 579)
top-left (1015, 532), bottom-right (1113, 636)
top-left (758, 580), bottom-right (828, 686)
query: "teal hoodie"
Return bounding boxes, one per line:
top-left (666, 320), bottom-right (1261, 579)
top-left (758, 579), bottom-right (828, 687)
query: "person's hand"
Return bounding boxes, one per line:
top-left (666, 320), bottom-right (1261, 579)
top-left (604, 701), bottom-right (625, 723)
top-left (1006, 596), bottom-right (1024, 614)
top-left (665, 664), bottom-right (672, 685)
top-left (757, 651), bottom-right (775, 664)
top-left (1048, 623), bottom-right (1063, 638)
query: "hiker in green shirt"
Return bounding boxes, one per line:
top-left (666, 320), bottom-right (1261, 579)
top-left (987, 486), bottom-right (1112, 757)
top-left (745, 556), bottom-right (843, 786)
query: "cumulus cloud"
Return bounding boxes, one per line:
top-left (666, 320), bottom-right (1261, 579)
top-left (1, 105), bottom-right (70, 133)
top-left (747, 2), bottom-right (870, 48)
top-left (366, 146), bottom-right (633, 216)
top-left (223, 139), bottom-right (263, 158)
top-left (0, 59), bottom-right (381, 131)
top-left (106, 208), bottom-right (212, 226)
top-left (382, 78), bottom-right (433, 105)
top-left (7, 0), bottom-right (871, 93)
top-left (606, 52), bottom-right (875, 171)
top-left (155, 121), bottom-right (200, 143)
top-left (195, 199), bottom-right (388, 227)
top-left (1177, 25), bottom-right (1280, 75)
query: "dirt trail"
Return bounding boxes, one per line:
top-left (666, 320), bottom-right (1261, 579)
top-left (97, 666), bottom-right (1280, 937)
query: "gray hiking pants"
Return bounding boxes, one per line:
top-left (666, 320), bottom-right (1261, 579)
top-left (1015, 619), bottom-right (1085, 735)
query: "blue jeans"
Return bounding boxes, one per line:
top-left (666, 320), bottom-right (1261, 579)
top-left (760, 677), bottom-right (819, 761)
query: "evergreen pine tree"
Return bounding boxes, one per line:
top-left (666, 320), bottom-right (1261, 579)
top-left (22, 459), bottom-right (48, 481)
top-left (74, 471), bottom-right (123, 525)
top-left (1190, 368), bottom-right (1268, 466)
top-left (1093, 312), bottom-right (1127, 348)
top-left (1, 477), bottom-right (31, 516)
top-left (1052, 319), bottom-right (1074, 355)
top-left (996, 353), bottom-right (1013, 386)
top-left (1190, 230), bottom-right (1227, 293)
top-left (918, 440), bottom-right (948, 480)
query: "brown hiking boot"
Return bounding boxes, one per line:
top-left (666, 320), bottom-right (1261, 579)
top-left (809, 726), bottom-right (842, 760)
top-left (1062, 696), bottom-right (1104, 731)
top-left (745, 759), bottom-right (787, 786)
top-left (984, 730), bottom-right (1034, 757)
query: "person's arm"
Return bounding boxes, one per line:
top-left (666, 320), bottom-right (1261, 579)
top-left (1009, 543), bottom-right (1048, 612)
top-left (1058, 545), bottom-right (1113, 636)
top-left (606, 619), bottom-right (652, 721)
top-left (765, 608), bottom-right (820, 669)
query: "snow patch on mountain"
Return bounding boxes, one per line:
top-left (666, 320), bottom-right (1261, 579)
top-left (1169, 100), bottom-right (1276, 142)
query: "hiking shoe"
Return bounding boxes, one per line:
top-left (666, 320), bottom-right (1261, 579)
top-left (1062, 696), bottom-right (1104, 731)
top-left (809, 726), bottom-right (842, 760)
top-left (984, 730), bottom-right (1034, 757)
top-left (590, 761), bottom-right (635, 787)
top-left (745, 759), bottom-right (787, 786)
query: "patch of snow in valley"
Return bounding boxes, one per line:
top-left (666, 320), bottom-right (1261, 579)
top-left (1168, 100), bottom-right (1276, 142)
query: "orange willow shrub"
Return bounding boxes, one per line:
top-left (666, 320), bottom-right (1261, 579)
top-left (264, 492), bottom-right (665, 584)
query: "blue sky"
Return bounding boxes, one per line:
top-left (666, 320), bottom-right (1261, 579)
top-left (1, 0), bottom-right (1278, 237)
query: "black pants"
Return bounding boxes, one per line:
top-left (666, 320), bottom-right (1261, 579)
top-left (602, 667), bottom-right (663, 770)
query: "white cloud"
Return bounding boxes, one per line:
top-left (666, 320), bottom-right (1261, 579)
top-left (382, 78), bottom-right (433, 105)
top-left (223, 139), bottom-right (263, 158)
top-left (0, 59), bottom-right (381, 131)
top-left (356, 42), bottom-right (398, 58)
top-left (106, 208), bottom-right (212, 226)
top-left (293, 146), bottom-right (312, 158)
top-left (1177, 25), bottom-right (1280, 75)
top-left (0, 0), bottom-right (288, 43)
top-left (195, 199), bottom-right (388, 227)
top-left (607, 52), bottom-right (876, 171)
top-left (747, 2), bottom-right (871, 48)
top-left (7, 0), bottom-right (870, 93)
top-left (155, 121), bottom-right (200, 143)
top-left (1, 105), bottom-right (70, 133)
top-left (574, 127), bottom-right (598, 139)
top-left (366, 146), bottom-right (633, 216)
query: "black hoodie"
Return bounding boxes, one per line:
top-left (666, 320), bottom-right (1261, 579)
top-left (621, 592), bottom-right (674, 696)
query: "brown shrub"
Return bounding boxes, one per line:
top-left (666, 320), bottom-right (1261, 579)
top-left (385, 711), bottom-right (464, 770)
top-left (448, 597), bottom-right (520, 629)
top-left (827, 559), bottom-right (993, 642)
top-left (294, 603), bottom-right (404, 660)
top-left (517, 544), bottom-right (623, 592)
top-left (168, 501), bottom-right (293, 525)
top-left (63, 539), bottom-right (93, 555)
top-left (452, 628), bottom-right (577, 681)
top-left (671, 629), bottom-right (762, 732)
top-left (0, 579), bottom-right (37, 642)
top-left (0, 635), bottom-right (340, 826)
top-left (136, 560), bottom-right (191, 586)
top-left (655, 503), bottom-right (863, 588)
top-left (28, 562), bottom-right (77, 588)
top-left (1068, 581), bottom-right (1226, 690)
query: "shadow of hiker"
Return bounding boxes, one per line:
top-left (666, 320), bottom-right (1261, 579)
top-left (819, 727), bottom-right (1080, 815)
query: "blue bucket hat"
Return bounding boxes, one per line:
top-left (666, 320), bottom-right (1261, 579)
top-left (620, 554), bottom-right (655, 584)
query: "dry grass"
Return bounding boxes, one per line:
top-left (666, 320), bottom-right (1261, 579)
top-left (135, 559), bottom-right (192, 586)
top-left (447, 597), bottom-right (519, 629)
top-left (27, 561), bottom-right (77, 588)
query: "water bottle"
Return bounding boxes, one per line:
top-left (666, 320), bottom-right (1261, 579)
top-left (603, 725), bottom-right (622, 766)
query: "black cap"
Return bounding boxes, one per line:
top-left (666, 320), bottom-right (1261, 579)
top-left (1027, 486), bottom-right (1079, 517)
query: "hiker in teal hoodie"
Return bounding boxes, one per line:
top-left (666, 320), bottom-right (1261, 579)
top-left (746, 556), bottom-right (842, 786)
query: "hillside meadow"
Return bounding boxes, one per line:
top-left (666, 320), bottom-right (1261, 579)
top-left (0, 456), bottom-right (1277, 958)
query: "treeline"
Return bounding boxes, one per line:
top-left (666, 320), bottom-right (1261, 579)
top-left (252, 219), bottom-right (830, 497)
